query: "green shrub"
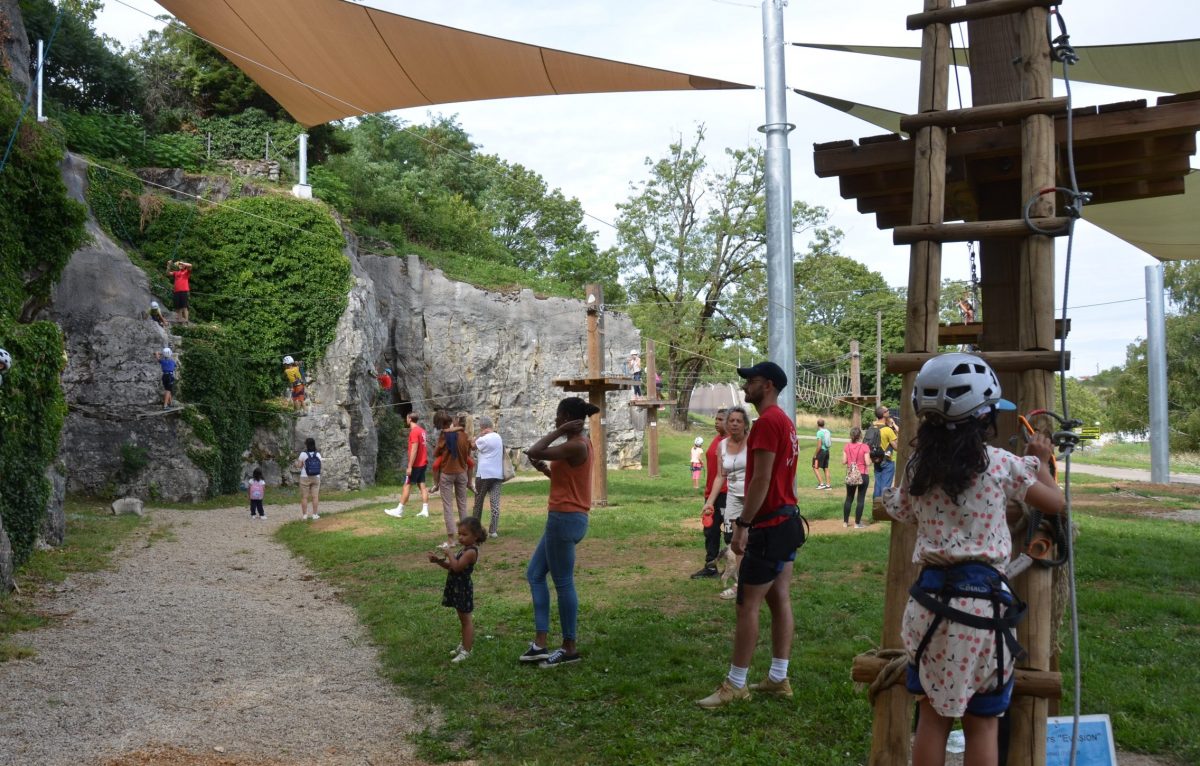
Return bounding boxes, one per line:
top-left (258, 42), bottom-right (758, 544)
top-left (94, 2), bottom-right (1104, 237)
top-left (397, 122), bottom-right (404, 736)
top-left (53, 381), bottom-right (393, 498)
top-left (117, 443), bottom-right (149, 484)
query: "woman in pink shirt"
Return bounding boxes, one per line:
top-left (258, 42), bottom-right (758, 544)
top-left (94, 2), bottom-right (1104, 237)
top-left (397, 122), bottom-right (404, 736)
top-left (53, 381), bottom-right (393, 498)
top-left (842, 426), bottom-right (871, 528)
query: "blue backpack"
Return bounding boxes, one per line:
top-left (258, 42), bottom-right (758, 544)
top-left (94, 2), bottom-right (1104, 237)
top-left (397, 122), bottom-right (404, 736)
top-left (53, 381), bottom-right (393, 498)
top-left (303, 451), bottom-right (321, 476)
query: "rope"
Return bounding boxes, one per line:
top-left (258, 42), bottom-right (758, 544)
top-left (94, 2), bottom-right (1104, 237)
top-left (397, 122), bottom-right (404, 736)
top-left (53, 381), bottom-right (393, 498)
top-left (860, 647), bottom-right (909, 705)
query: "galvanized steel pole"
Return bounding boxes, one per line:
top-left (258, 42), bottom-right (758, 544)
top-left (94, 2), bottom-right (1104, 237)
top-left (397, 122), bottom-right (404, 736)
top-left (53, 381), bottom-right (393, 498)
top-left (761, 0), bottom-right (796, 422)
top-left (1145, 264), bottom-right (1169, 483)
top-left (36, 40), bottom-right (45, 122)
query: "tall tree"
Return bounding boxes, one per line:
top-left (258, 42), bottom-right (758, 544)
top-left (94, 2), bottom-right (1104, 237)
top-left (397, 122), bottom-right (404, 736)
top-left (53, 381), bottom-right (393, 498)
top-left (614, 127), bottom-right (842, 427)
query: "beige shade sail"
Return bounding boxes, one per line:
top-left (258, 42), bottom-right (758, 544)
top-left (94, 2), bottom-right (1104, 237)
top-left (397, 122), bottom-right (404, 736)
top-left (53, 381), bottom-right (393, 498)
top-left (1083, 171), bottom-right (1199, 262)
top-left (793, 40), bottom-right (1200, 95)
top-left (155, 0), bottom-right (750, 127)
top-left (793, 89), bottom-right (904, 134)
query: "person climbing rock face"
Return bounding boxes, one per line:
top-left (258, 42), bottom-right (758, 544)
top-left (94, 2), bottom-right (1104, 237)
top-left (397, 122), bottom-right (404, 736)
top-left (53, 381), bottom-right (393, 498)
top-left (282, 355), bottom-right (305, 410)
top-left (155, 347), bottom-right (178, 410)
top-left (148, 301), bottom-right (168, 329)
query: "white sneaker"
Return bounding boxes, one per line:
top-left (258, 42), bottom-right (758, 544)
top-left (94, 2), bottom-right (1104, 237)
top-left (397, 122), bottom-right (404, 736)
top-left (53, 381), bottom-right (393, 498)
top-left (451, 648), bottom-right (471, 663)
top-left (385, 505), bottom-right (403, 517)
top-left (310, 514), bottom-right (320, 520)
top-left (719, 586), bottom-right (737, 600)
top-left (489, 532), bottom-right (498, 539)
top-left (417, 508), bottom-right (429, 518)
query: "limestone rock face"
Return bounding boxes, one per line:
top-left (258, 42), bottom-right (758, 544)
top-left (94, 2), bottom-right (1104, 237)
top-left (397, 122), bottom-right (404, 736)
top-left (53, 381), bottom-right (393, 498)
top-left (49, 155), bottom-right (211, 502)
top-left (1, 0), bottom-right (32, 99)
top-left (38, 463), bottom-right (66, 548)
top-left (0, 516), bottom-right (12, 593)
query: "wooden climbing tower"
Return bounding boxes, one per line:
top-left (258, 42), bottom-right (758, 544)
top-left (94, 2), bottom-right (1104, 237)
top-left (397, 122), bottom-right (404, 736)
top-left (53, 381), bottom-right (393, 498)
top-left (812, 1), bottom-right (1200, 764)
top-left (552, 283), bottom-right (635, 506)
top-left (628, 339), bottom-right (674, 478)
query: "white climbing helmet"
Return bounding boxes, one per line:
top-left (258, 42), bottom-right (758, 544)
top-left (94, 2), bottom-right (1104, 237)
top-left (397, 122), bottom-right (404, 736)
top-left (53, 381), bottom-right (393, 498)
top-left (912, 353), bottom-right (1014, 421)
top-left (693, 436), bottom-right (704, 447)
top-left (161, 347), bottom-right (172, 358)
top-left (630, 349), bottom-right (640, 356)
top-left (282, 355), bottom-right (294, 365)
top-left (0, 347), bottom-right (11, 371)
top-left (150, 301), bottom-right (159, 309)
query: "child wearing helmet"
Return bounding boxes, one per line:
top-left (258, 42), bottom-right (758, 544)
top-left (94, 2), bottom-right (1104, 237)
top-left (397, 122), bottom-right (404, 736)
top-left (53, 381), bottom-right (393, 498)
top-left (282, 356), bottom-right (305, 410)
top-left (880, 353), bottom-right (1064, 764)
top-left (148, 300), bottom-right (168, 329)
top-left (690, 436), bottom-right (704, 490)
top-left (155, 347), bottom-right (178, 410)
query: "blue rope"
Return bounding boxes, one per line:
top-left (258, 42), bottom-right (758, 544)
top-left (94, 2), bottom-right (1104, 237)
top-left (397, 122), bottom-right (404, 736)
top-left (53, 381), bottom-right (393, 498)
top-left (0, 3), bottom-right (65, 174)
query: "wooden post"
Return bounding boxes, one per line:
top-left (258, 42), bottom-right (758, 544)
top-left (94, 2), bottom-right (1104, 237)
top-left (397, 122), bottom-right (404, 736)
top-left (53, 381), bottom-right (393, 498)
top-left (850, 340), bottom-right (863, 431)
top-left (585, 283), bottom-right (608, 507)
top-left (645, 340), bottom-right (661, 478)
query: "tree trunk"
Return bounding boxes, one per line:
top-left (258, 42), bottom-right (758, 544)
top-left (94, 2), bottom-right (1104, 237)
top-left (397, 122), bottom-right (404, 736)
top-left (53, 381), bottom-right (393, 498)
top-left (668, 359), bottom-right (705, 429)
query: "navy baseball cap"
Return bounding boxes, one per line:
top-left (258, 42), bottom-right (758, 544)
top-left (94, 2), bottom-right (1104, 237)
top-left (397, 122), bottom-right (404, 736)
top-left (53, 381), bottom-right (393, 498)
top-left (737, 361), bottom-right (788, 391)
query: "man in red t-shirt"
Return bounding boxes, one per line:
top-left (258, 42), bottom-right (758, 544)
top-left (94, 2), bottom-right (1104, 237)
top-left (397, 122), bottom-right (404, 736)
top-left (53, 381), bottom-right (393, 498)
top-left (386, 412), bottom-right (430, 518)
top-left (698, 361), bottom-right (804, 709)
top-left (166, 260), bottom-right (193, 323)
top-left (690, 408), bottom-right (727, 579)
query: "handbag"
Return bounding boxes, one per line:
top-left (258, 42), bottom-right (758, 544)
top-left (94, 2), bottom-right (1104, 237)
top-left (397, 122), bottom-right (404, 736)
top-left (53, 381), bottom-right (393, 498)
top-left (845, 459), bottom-right (863, 486)
top-left (501, 452), bottom-right (516, 482)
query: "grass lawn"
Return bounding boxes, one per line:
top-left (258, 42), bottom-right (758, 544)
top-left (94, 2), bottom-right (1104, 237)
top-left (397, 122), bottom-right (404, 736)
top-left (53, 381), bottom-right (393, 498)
top-left (1074, 441), bottom-right (1200, 475)
top-left (277, 428), bottom-right (1200, 765)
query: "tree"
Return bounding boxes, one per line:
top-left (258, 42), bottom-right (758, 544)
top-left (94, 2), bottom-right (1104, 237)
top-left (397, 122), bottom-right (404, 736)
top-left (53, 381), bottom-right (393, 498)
top-left (614, 127), bottom-right (842, 427)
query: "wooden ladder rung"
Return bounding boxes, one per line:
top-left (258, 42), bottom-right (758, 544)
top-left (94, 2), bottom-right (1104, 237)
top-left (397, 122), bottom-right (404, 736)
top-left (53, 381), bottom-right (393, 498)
top-left (886, 350), bottom-right (1069, 374)
top-left (852, 654), bottom-right (1062, 699)
top-left (907, 0), bottom-right (1055, 30)
top-left (893, 218), bottom-right (1071, 245)
top-left (901, 97), bottom-right (1068, 132)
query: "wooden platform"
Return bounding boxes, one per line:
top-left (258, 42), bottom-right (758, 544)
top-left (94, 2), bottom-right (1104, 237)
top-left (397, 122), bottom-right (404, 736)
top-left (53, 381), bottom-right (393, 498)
top-left (939, 319), bottom-right (1069, 344)
top-left (628, 398), bottom-right (674, 408)
top-left (552, 376), bottom-right (636, 393)
top-left (813, 94), bottom-right (1200, 230)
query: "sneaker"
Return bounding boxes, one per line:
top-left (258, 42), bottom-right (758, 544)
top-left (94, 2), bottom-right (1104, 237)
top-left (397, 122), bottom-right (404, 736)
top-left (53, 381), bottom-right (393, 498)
top-left (749, 676), bottom-right (794, 698)
top-left (489, 532), bottom-right (498, 539)
top-left (450, 643), bottom-right (465, 657)
top-left (310, 514), bottom-right (320, 520)
top-left (451, 649), bottom-right (471, 664)
top-left (690, 565), bottom-right (719, 580)
top-left (539, 648), bottom-right (581, 668)
top-left (855, 523), bottom-right (866, 529)
top-left (719, 586), bottom-right (737, 600)
top-left (518, 643), bottom-right (550, 663)
top-left (844, 522), bottom-right (850, 528)
top-left (384, 506), bottom-right (403, 518)
top-left (417, 508), bottom-right (429, 518)
top-left (697, 680), bottom-right (751, 709)
top-left (260, 514), bottom-right (267, 519)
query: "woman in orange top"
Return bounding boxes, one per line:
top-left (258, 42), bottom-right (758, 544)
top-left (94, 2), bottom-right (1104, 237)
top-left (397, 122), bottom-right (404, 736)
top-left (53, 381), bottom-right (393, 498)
top-left (518, 397), bottom-right (598, 668)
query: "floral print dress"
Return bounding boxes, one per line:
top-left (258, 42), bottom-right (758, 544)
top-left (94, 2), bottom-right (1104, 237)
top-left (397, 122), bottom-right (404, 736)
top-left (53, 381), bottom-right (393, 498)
top-left (441, 545), bottom-right (478, 613)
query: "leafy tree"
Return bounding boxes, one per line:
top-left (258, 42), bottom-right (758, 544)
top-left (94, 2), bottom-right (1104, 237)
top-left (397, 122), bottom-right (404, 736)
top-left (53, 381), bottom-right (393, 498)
top-left (21, 0), bottom-right (141, 113)
top-left (1052, 375), bottom-right (1106, 432)
top-left (614, 127), bottom-right (841, 427)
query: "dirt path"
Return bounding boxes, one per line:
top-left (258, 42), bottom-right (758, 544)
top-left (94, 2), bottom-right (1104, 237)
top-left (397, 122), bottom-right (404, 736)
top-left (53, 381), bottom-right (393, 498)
top-left (1068, 462), bottom-right (1200, 485)
top-left (0, 500), bottom-right (437, 766)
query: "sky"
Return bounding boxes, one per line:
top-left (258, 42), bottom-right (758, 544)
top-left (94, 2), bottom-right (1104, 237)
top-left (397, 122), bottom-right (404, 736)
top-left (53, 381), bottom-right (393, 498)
top-left (94, 0), bottom-right (1199, 378)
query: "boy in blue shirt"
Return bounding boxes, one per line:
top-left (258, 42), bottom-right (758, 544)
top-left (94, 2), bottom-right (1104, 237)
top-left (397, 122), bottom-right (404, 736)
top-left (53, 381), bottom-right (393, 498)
top-left (155, 347), bottom-right (179, 410)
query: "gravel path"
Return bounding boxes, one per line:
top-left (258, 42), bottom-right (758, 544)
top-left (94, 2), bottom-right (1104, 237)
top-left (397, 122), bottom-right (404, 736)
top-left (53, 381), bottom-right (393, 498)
top-left (0, 501), bottom-right (438, 766)
top-left (1067, 462), bottom-right (1200, 485)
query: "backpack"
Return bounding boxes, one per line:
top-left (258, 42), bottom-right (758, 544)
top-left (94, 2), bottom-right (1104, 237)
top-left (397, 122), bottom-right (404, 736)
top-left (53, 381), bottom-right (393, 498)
top-left (303, 451), bottom-right (321, 476)
top-left (864, 425), bottom-right (887, 466)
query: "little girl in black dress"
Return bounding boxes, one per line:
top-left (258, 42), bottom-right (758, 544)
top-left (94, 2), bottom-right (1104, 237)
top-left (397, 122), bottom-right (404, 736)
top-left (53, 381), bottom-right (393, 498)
top-left (428, 517), bottom-right (485, 663)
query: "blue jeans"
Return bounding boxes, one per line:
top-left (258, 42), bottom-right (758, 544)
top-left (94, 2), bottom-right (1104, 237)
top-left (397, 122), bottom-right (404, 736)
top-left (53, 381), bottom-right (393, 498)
top-left (873, 460), bottom-right (896, 498)
top-left (527, 511), bottom-right (589, 642)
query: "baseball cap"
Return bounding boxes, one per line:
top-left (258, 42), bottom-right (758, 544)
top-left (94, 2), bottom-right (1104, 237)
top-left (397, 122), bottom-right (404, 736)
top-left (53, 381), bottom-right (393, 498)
top-left (737, 361), bottom-right (788, 391)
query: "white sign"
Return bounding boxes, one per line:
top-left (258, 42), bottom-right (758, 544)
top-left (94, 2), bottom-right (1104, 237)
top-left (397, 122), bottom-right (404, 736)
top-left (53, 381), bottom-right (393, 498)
top-left (1046, 714), bottom-right (1117, 766)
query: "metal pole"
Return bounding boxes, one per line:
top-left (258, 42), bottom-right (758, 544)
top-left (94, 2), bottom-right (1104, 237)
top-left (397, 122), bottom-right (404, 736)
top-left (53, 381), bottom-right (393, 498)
top-left (876, 310), bottom-right (883, 405)
top-left (1145, 264), bottom-right (1169, 483)
top-left (761, 0), bottom-right (796, 423)
top-left (850, 339), bottom-right (862, 431)
top-left (36, 39), bottom-right (46, 122)
top-left (298, 132), bottom-right (309, 185)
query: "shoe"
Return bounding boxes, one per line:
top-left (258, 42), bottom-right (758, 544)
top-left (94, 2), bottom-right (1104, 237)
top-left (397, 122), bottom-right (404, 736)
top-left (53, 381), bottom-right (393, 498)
top-left (539, 648), bottom-right (581, 668)
top-left (749, 676), bottom-right (794, 698)
top-left (260, 514), bottom-right (266, 519)
top-left (489, 532), bottom-right (498, 539)
top-left (518, 643), bottom-right (550, 663)
top-left (310, 514), bottom-right (320, 520)
top-left (690, 565), bottom-right (719, 580)
top-left (697, 680), bottom-right (750, 709)
top-left (451, 649), bottom-right (471, 663)
top-left (450, 643), bottom-right (465, 657)
top-left (855, 523), bottom-right (866, 529)
top-left (719, 586), bottom-right (737, 600)
top-left (417, 509), bottom-right (429, 518)
top-left (844, 522), bottom-right (849, 528)
top-left (384, 506), bottom-right (403, 518)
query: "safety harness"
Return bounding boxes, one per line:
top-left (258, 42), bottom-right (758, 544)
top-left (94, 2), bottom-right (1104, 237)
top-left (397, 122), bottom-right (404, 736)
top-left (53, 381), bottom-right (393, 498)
top-left (906, 562), bottom-right (1028, 715)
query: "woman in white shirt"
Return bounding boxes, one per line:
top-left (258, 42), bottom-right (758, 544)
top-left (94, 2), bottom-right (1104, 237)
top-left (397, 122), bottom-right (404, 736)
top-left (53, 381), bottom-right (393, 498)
top-left (702, 405), bottom-right (749, 600)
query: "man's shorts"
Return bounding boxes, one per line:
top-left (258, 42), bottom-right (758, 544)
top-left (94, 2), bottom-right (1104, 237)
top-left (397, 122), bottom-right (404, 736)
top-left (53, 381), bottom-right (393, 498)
top-left (161, 373), bottom-right (175, 392)
top-left (406, 464), bottom-right (427, 485)
top-left (174, 290), bottom-right (189, 310)
top-left (814, 448), bottom-right (830, 469)
top-left (291, 384), bottom-right (306, 402)
top-left (739, 511), bottom-right (805, 588)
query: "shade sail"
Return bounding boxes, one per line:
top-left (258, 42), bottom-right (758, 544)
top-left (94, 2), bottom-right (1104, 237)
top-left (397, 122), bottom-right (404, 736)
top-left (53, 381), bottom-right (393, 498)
top-left (793, 89), bottom-right (904, 134)
top-left (1083, 171), bottom-right (1199, 262)
top-left (793, 40), bottom-right (1200, 95)
top-left (155, 0), bottom-right (750, 126)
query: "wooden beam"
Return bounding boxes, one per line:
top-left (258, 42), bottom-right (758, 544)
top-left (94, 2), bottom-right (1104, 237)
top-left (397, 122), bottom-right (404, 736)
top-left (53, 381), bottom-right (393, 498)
top-left (900, 96), bottom-right (1067, 131)
top-left (908, 0), bottom-right (1054, 29)
top-left (645, 340), bottom-right (661, 478)
top-left (886, 350), bottom-right (1068, 373)
top-left (938, 318), bottom-right (1069, 343)
top-left (852, 655), bottom-right (1062, 699)
top-left (893, 217), bottom-right (1070, 244)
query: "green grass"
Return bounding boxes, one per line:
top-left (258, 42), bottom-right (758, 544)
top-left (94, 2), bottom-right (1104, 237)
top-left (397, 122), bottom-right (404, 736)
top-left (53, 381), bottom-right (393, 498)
top-left (0, 497), bottom-right (145, 661)
top-left (278, 428), bottom-right (1200, 765)
top-left (1075, 441), bottom-right (1200, 475)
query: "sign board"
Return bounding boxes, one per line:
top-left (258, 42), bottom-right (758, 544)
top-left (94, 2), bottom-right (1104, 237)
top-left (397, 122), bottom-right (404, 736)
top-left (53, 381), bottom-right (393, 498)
top-left (1079, 427), bottom-right (1101, 440)
top-left (1046, 714), bottom-right (1117, 766)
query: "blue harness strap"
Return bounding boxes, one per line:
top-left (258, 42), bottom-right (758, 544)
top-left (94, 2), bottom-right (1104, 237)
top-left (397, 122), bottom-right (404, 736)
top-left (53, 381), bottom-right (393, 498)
top-left (906, 562), bottom-right (1027, 715)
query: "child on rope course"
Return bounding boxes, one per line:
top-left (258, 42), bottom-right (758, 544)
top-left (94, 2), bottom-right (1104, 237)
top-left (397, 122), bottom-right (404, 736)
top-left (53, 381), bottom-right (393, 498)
top-left (881, 353), bottom-right (1063, 766)
top-left (282, 355), bottom-right (306, 410)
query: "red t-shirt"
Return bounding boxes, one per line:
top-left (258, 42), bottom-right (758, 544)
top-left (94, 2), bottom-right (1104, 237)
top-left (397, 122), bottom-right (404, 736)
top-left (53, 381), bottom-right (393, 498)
top-left (378, 373), bottom-right (393, 391)
top-left (408, 424), bottom-right (428, 468)
top-left (171, 268), bottom-right (191, 292)
top-left (705, 434), bottom-right (726, 495)
top-left (744, 404), bottom-right (798, 525)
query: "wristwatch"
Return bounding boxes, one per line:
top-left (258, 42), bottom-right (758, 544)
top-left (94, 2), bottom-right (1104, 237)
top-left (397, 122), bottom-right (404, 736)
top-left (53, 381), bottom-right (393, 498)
top-left (734, 518), bottom-right (753, 529)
